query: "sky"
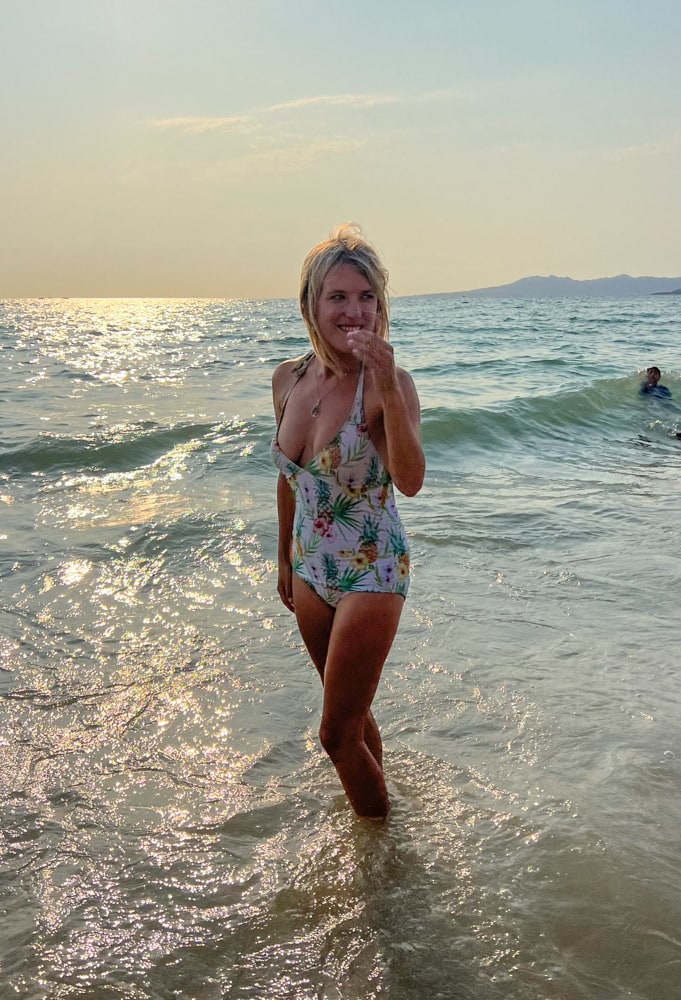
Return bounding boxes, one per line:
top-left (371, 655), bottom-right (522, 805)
top-left (1, 0), bottom-right (680, 298)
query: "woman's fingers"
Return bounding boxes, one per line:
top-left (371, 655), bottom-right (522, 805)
top-left (278, 572), bottom-right (295, 611)
top-left (346, 331), bottom-right (396, 387)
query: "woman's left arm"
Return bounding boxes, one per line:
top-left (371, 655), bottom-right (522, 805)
top-left (347, 331), bottom-right (425, 496)
top-left (380, 367), bottom-right (425, 496)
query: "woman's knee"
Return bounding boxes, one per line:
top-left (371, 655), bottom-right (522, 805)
top-left (319, 717), bottom-right (358, 759)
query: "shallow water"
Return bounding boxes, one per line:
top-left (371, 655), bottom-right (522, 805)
top-left (1, 295), bottom-right (679, 999)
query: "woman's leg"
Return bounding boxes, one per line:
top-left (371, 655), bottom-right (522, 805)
top-left (318, 592), bottom-right (404, 818)
top-left (292, 575), bottom-right (385, 767)
top-left (291, 573), bottom-right (334, 681)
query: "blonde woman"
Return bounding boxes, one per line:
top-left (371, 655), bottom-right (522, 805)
top-left (271, 224), bottom-right (425, 819)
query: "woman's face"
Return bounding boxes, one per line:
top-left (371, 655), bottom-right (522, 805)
top-left (314, 263), bottom-right (378, 357)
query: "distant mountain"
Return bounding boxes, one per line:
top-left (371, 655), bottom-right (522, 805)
top-left (441, 275), bottom-right (681, 298)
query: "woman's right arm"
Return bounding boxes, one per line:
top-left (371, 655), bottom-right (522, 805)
top-left (276, 472), bottom-right (295, 612)
top-left (272, 361), bottom-right (297, 613)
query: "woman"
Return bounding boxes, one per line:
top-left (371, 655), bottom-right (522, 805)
top-left (271, 224), bottom-right (425, 819)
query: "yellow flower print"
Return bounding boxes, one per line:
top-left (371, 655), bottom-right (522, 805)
top-left (317, 449), bottom-right (333, 474)
top-left (349, 553), bottom-right (369, 570)
top-left (317, 442), bottom-right (341, 474)
top-left (396, 554), bottom-right (410, 580)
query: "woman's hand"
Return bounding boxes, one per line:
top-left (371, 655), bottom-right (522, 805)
top-left (346, 330), bottom-right (425, 497)
top-left (346, 330), bottom-right (398, 394)
top-left (277, 563), bottom-right (295, 612)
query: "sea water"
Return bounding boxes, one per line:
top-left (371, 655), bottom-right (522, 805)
top-left (0, 295), bottom-right (679, 1000)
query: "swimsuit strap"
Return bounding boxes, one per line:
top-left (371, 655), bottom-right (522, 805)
top-left (293, 351), bottom-right (315, 376)
top-left (349, 364), bottom-right (365, 426)
top-left (277, 354), bottom-right (366, 435)
top-left (276, 352), bottom-right (315, 432)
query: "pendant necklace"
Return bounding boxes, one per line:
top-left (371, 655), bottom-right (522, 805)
top-left (311, 378), bottom-right (341, 418)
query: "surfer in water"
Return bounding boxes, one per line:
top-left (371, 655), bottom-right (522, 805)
top-left (271, 224), bottom-right (425, 819)
top-left (639, 366), bottom-right (672, 399)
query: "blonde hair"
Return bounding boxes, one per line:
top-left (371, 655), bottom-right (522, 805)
top-left (299, 223), bottom-right (390, 375)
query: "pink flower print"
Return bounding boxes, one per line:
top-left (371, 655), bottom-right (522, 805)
top-left (313, 514), bottom-right (334, 538)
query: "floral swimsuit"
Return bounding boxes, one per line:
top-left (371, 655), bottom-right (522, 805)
top-left (272, 356), bottom-right (410, 608)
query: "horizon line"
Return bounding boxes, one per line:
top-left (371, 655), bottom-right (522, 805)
top-left (2, 274), bottom-right (681, 302)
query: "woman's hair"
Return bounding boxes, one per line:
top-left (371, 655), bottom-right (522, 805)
top-left (299, 223), bottom-right (390, 374)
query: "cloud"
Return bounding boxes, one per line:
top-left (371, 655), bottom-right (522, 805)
top-left (122, 135), bottom-right (367, 184)
top-left (268, 93), bottom-right (398, 112)
top-left (601, 135), bottom-right (681, 161)
top-left (143, 90), bottom-right (474, 137)
top-left (268, 90), bottom-right (475, 113)
top-left (144, 95), bottom-right (398, 135)
top-left (146, 116), bottom-right (256, 134)
top-left (206, 137), bottom-right (367, 176)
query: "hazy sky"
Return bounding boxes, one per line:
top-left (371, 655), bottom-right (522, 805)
top-left (2, 0), bottom-right (679, 297)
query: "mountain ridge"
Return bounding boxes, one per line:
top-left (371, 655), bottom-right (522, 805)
top-left (428, 274), bottom-right (681, 298)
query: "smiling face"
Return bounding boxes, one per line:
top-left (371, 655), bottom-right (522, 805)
top-left (299, 227), bottom-right (390, 375)
top-left (314, 263), bottom-right (379, 360)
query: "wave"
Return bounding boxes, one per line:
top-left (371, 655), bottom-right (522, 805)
top-left (0, 418), bottom-right (255, 476)
top-left (3, 376), bottom-right (678, 481)
top-left (422, 375), bottom-right (681, 451)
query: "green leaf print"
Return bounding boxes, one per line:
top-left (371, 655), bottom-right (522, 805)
top-left (329, 494), bottom-right (363, 532)
top-left (322, 552), bottom-right (340, 586)
top-left (365, 455), bottom-right (380, 487)
top-left (387, 527), bottom-right (408, 557)
top-left (343, 438), bottom-right (368, 467)
top-left (336, 567), bottom-right (370, 592)
top-left (300, 533), bottom-right (322, 558)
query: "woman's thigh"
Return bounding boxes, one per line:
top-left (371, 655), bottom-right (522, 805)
top-left (322, 593), bottom-right (405, 727)
top-left (292, 573), bottom-right (335, 680)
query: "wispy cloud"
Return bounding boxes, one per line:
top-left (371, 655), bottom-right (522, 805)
top-left (146, 116), bottom-right (256, 133)
top-left (122, 135), bottom-right (367, 184)
top-left (144, 90), bottom-right (471, 134)
top-left (269, 93), bottom-right (398, 112)
top-left (207, 137), bottom-right (367, 176)
top-left (601, 135), bottom-right (681, 161)
top-left (268, 89), bottom-right (476, 112)
top-left (143, 96), bottom-right (395, 134)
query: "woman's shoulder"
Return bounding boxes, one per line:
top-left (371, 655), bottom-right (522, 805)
top-left (272, 352), bottom-right (314, 387)
top-left (394, 364), bottom-right (417, 390)
top-left (272, 352), bottom-right (315, 418)
top-left (272, 358), bottom-right (297, 388)
top-left (386, 365), bottom-right (420, 407)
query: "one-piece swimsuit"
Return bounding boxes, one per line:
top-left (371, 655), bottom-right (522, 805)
top-left (272, 356), bottom-right (410, 608)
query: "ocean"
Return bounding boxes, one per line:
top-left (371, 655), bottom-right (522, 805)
top-left (1, 295), bottom-right (679, 1000)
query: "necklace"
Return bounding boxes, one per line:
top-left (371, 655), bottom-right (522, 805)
top-left (311, 377), bottom-right (341, 417)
